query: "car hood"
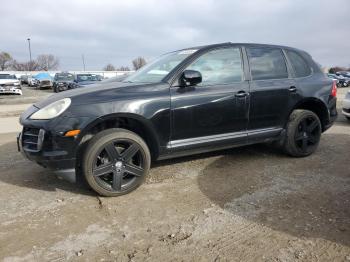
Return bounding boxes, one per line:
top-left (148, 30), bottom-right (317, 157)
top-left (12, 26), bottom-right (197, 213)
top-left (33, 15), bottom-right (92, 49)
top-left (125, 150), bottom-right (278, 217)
top-left (34, 81), bottom-right (148, 108)
top-left (0, 79), bottom-right (19, 84)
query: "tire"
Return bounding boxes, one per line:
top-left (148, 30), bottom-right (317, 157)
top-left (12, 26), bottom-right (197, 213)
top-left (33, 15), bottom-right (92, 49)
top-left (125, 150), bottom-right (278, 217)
top-left (283, 109), bottom-right (322, 157)
top-left (343, 82), bottom-right (348, 87)
top-left (346, 116), bottom-right (350, 121)
top-left (82, 128), bottom-right (151, 197)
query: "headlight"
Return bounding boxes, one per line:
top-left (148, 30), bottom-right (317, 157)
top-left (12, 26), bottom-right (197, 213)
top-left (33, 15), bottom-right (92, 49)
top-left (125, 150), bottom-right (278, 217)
top-left (30, 98), bottom-right (71, 120)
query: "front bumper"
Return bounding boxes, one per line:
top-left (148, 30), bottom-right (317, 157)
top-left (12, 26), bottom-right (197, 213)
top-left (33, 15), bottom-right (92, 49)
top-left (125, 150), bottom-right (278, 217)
top-left (0, 87), bottom-right (22, 95)
top-left (342, 93), bottom-right (350, 117)
top-left (17, 126), bottom-right (77, 182)
top-left (343, 109), bottom-right (350, 117)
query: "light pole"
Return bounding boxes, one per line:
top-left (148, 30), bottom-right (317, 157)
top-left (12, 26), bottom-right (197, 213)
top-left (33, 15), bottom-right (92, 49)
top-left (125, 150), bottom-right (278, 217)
top-left (82, 54), bottom-right (86, 71)
top-left (27, 38), bottom-right (32, 63)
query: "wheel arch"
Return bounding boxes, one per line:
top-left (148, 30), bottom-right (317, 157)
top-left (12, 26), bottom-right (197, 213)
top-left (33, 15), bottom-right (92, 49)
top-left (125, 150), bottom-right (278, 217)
top-left (76, 113), bottom-right (161, 161)
top-left (288, 98), bottom-right (329, 132)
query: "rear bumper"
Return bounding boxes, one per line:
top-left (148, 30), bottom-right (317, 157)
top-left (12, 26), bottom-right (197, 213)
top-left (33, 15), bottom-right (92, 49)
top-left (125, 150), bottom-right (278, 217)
top-left (323, 97), bottom-right (337, 131)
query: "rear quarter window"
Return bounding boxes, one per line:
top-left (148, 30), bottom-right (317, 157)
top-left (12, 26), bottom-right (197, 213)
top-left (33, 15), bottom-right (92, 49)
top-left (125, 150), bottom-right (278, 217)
top-left (286, 50), bottom-right (312, 78)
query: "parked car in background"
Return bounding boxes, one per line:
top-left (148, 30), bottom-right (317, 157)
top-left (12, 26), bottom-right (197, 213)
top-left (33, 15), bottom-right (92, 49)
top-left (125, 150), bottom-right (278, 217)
top-left (53, 72), bottom-right (74, 93)
top-left (33, 72), bottom-right (53, 89)
top-left (336, 71), bottom-right (350, 78)
top-left (335, 71), bottom-right (350, 87)
top-left (69, 73), bottom-right (102, 89)
top-left (342, 90), bottom-right (350, 121)
top-left (19, 75), bottom-right (30, 85)
top-left (0, 74), bottom-right (22, 95)
top-left (327, 73), bottom-right (349, 87)
top-left (28, 76), bottom-right (38, 87)
top-left (18, 42), bottom-right (337, 197)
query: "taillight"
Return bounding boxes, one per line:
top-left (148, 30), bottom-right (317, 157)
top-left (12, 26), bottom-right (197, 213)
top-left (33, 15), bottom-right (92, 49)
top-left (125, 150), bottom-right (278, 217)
top-left (331, 80), bottom-right (337, 97)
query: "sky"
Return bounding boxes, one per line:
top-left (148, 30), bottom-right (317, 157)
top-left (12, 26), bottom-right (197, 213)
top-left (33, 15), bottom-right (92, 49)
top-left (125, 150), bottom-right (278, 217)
top-left (0, 0), bottom-right (349, 70)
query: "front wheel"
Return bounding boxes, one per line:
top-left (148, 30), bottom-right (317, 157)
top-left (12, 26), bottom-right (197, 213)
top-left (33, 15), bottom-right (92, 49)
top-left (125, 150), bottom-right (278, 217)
top-left (283, 109), bottom-right (322, 157)
top-left (82, 128), bottom-right (151, 196)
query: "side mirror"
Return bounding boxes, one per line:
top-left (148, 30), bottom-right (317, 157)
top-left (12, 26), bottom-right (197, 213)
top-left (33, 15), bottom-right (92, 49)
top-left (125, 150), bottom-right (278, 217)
top-left (180, 70), bottom-right (202, 87)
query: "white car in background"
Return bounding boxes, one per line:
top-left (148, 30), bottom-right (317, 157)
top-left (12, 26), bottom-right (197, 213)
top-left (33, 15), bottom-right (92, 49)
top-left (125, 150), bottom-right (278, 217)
top-left (0, 74), bottom-right (22, 95)
top-left (342, 90), bottom-right (350, 121)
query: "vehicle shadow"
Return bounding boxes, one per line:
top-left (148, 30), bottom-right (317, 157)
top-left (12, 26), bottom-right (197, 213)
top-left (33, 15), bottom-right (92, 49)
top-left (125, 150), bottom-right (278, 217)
top-left (197, 133), bottom-right (350, 247)
top-left (0, 138), bottom-right (94, 196)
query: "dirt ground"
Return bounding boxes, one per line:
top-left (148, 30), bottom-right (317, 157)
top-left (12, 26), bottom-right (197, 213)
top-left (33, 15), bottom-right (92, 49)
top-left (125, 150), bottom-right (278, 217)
top-left (0, 88), bottom-right (349, 261)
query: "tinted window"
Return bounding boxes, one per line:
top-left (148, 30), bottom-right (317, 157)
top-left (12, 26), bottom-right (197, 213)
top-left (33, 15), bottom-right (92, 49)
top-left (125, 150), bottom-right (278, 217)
top-left (186, 48), bottom-right (243, 85)
top-left (247, 48), bottom-right (288, 80)
top-left (286, 50), bottom-right (311, 78)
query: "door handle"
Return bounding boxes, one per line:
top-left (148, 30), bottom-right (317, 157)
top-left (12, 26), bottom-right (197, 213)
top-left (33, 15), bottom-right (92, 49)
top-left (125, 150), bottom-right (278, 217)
top-left (289, 86), bottom-right (297, 92)
top-left (235, 91), bottom-right (248, 98)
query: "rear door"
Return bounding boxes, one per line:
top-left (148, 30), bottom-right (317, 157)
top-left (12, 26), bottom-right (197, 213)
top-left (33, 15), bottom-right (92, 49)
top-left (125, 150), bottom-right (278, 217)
top-left (246, 46), bottom-right (297, 136)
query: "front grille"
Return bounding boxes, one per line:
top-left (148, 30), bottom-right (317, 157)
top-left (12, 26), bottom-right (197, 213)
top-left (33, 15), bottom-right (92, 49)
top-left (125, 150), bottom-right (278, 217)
top-left (40, 80), bottom-right (51, 86)
top-left (0, 83), bottom-right (15, 87)
top-left (22, 127), bottom-right (45, 152)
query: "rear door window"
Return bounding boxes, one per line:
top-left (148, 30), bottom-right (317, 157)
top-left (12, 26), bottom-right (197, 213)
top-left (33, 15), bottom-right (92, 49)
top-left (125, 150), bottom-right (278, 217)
top-left (286, 50), bottom-right (312, 78)
top-left (247, 47), bottom-right (288, 80)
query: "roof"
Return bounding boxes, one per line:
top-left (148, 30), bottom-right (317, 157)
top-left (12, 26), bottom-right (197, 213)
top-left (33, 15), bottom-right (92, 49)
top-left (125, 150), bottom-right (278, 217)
top-left (180, 42), bottom-right (304, 53)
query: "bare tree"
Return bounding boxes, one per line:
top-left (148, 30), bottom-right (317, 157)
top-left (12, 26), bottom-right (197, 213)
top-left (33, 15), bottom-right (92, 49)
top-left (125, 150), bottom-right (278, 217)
top-left (132, 57), bottom-right (146, 70)
top-left (329, 66), bottom-right (347, 74)
top-left (116, 66), bottom-right (131, 71)
top-left (103, 63), bottom-right (115, 71)
top-left (36, 54), bottom-right (59, 71)
top-left (0, 52), bottom-right (13, 71)
top-left (10, 60), bottom-right (39, 71)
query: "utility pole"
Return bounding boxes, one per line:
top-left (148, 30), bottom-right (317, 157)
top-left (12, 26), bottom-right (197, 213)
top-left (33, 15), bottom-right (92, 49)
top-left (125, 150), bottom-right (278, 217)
top-left (27, 38), bottom-right (33, 71)
top-left (82, 54), bottom-right (86, 71)
top-left (27, 38), bottom-right (32, 63)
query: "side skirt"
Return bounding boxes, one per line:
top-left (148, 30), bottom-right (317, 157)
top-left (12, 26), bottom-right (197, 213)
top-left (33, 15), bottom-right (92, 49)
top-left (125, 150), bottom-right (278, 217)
top-left (158, 127), bottom-right (283, 160)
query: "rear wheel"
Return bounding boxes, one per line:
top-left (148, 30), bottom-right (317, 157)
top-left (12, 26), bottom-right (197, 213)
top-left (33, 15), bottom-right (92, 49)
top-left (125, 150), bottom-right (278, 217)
top-left (283, 109), bottom-right (322, 157)
top-left (82, 128), bottom-right (151, 196)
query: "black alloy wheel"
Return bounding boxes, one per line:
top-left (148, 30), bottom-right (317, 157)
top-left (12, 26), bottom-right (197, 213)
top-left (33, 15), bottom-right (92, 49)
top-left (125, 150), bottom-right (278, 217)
top-left (284, 109), bottom-right (321, 157)
top-left (93, 140), bottom-right (144, 191)
top-left (83, 128), bottom-right (151, 196)
top-left (294, 115), bottom-right (321, 153)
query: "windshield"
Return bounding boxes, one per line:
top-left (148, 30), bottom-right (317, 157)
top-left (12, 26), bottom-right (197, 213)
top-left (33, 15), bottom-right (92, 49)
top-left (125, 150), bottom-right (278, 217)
top-left (55, 74), bottom-right (74, 81)
top-left (123, 49), bottom-right (197, 83)
top-left (77, 74), bottom-right (100, 82)
top-left (0, 74), bottom-right (17, 79)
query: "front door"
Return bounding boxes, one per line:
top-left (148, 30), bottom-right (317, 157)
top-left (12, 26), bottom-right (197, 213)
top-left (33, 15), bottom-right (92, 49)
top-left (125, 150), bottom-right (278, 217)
top-left (169, 47), bottom-right (249, 149)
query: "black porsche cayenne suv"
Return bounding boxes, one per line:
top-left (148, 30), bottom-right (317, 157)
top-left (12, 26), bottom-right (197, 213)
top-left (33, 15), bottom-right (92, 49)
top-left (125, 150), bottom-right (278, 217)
top-left (18, 43), bottom-right (337, 196)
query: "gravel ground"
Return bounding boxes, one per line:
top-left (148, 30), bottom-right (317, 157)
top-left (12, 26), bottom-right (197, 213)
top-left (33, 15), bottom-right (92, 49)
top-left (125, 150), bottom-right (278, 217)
top-left (0, 85), bottom-right (51, 105)
top-left (0, 87), bottom-right (349, 261)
